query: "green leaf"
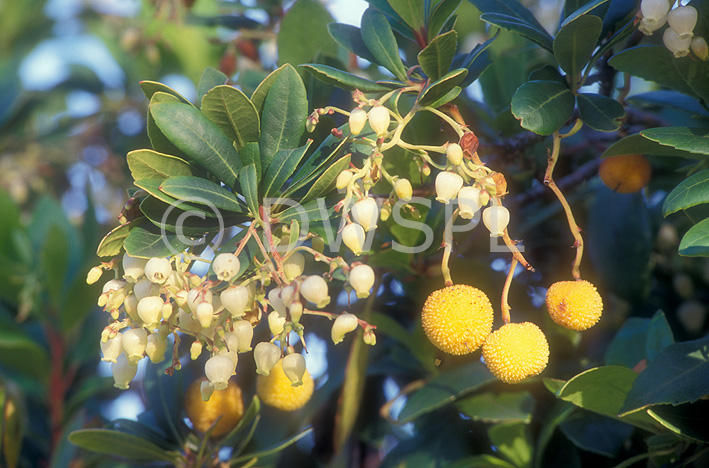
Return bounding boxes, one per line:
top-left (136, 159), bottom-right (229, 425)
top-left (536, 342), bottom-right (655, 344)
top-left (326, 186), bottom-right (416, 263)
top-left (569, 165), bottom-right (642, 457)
top-left (197, 67), bottom-right (228, 104)
top-left (201, 85), bottom-right (260, 151)
top-left (300, 64), bottom-right (392, 92)
top-left (488, 422), bottom-right (532, 468)
top-left (126, 149), bottom-right (192, 181)
top-left (0, 323), bottom-right (50, 381)
top-left (140, 80), bottom-right (192, 104)
top-left (42, 224), bottom-right (70, 307)
top-left (96, 223), bottom-right (132, 257)
top-left (457, 391), bottom-right (535, 424)
top-left (300, 153), bottom-right (351, 204)
top-left (361, 8), bottom-right (408, 82)
top-left (251, 65), bottom-right (287, 117)
top-left (553, 15), bottom-right (602, 85)
top-left (140, 197), bottom-right (228, 236)
top-left (150, 102), bottom-right (242, 188)
top-left (619, 334), bottom-right (709, 416)
top-left (159, 176), bottom-right (245, 213)
top-left (626, 91), bottom-right (708, 116)
top-left (576, 93), bottom-right (625, 132)
top-left (262, 141), bottom-right (313, 199)
top-left (645, 311), bottom-right (674, 361)
top-left (678, 217), bottom-right (709, 256)
top-left (559, 413), bottom-right (633, 457)
top-left (388, 0), bottom-right (425, 30)
top-left (640, 127), bottom-right (709, 156)
top-left (287, 125), bottom-right (351, 195)
top-left (605, 317), bottom-right (653, 368)
top-left (453, 30), bottom-right (498, 87)
top-left (0, 190), bottom-right (20, 258)
top-left (273, 199), bottom-right (334, 224)
top-left (123, 224), bottom-right (191, 258)
top-left (277, 0), bottom-right (338, 67)
top-left (646, 400), bottom-right (709, 443)
top-left (398, 362), bottom-right (496, 423)
top-left (239, 142), bottom-right (262, 181)
top-left (418, 67), bottom-right (468, 106)
top-left (602, 133), bottom-right (704, 159)
top-left (479, 12), bottom-right (554, 52)
top-left (418, 30), bottom-right (458, 81)
top-left (134, 179), bottom-right (202, 210)
top-left (68, 429), bottom-right (182, 463)
top-left (239, 165), bottom-right (259, 218)
top-left (561, 0), bottom-right (611, 26)
top-left (511, 80), bottom-right (574, 135)
top-left (229, 428), bottom-right (312, 464)
top-left (663, 169), bottom-right (709, 216)
top-left (259, 65), bottom-right (308, 169)
top-left (327, 23), bottom-right (378, 64)
top-left (146, 92), bottom-right (186, 158)
top-left (448, 455), bottom-right (517, 468)
top-left (425, 86), bottom-right (461, 107)
top-left (428, 0), bottom-right (463, 41)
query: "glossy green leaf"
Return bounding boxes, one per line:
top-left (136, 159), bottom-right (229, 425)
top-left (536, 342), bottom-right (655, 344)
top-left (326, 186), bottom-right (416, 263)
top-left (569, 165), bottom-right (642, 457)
top-left (388, 0), bottom-right (425, 31)
top-left (123, 224), bottom-right (191, 258)
top-left (419, 68), bottom-right (468, 106)
top-left (605, 317), bottom-right (653, 368)
top-left (196, 67), bottom-right (228, 104)
top-left (251, 65), bottom-right (287, 117)
top-left (273, 199), bottom-right (334, 224)
top-left (147, 92), bottom-right (186, 157)
top-left (68, 429), bottom-right (182, 463)
top-left (576, 93), bottom-right (625, 132)
top-left (626, 91), bottom-right (708, 116)
top-left (140, 80), bottom-right (192, 104)
top-left (159, 176), bottom-right (245, 213)
top-left (277, 0), bottom-right (338, 68)
top-left (559, 412), bottom-right (633, 457)
top-left (327, 23), bottom-right (378, 64)
top-left (679, 217), bottom-right (709, 257)
top-left (488, 422), bottom-right (532, 468)
top-left (511, 80), bottom-right (574, 135)
top-left (428, 0), bottom-right (463, 41)
top-left (300, 64), bottom-right (392, 92)
top-left (262, 141), bottom-right (312, 199)
top-left (602, 133), bottom-right (704, 159)
top-left (96, 222), bottom-right (133, 257)
top-left (150, 102), bottom-right (242, 188)
top-left (239, 141), bottom-right (262, 181)
top-left (140, 197), bottom-right (226, 236)
top-left (529, 64), bottom-right (565, 83)
top-left (300, 153), bottom-right (351, 204)
top-left (663, 169), bottom-right (709, 216)
top-left (126, 149), bottom-right (192, 181)
top-left (361, 8), bottom-right (408, 81)
top-left (239, 164), bottom-right (259, 218)
top-left (259, 65), bottom-right (308, 169)
top-left (645, 311), bottom-right (674, 361)
top-left (229, 428), bottom-right (312, 464)
top-left (287, 125), bottom-right (351, 195)
top-left (457, 391), bottom-right (535, 424)
top-left (620, 334), bottom-right (709, 416)
top-left (561, 0), bottom-right (611, 26)
top-left (142, 360), bottom-right (184, 444)
top-left (553, 15), bottom-right (602, 85)
top-left (479, 12), bottom-right (553, 52)
top-left (425, 86), bottom-right (461, 107)
top-left (201, 85), bottom-right (260, 151)
top-left (453, 30), bottom-right (498, 87)
top-left (640, 127), bottom-right (709, 156)
top-left (134, 179), bottom-right (202, 211)
top-left (418, 30), bottom-right (457, 81)
top-left (647, 400), bottom-right (709, 443)
top-left (468, 0), bottom-right (551, 36)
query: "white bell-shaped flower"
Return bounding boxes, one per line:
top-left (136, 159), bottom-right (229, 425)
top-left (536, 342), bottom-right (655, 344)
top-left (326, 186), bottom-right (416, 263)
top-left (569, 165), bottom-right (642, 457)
top-left (368, 105), bottom-right (391, 136)
top-left (254, 342), bottom-right (281, 375)
top-left (349, 264), bottom-right (375, 299)
top-left (218, 348), bottom-right (238, 375)
top-left (162, 302), bottom-right (174, 321)
top-left (200, 380), bottom-right (214, 401)
top-left (204, 355), bottom-right (233, 390)
top-left (221, 285), bottom-right (250, 317)
top-left (349, 107), bottom-right (367, 135)
top-left (482, 206), bottom-right (510, 237)
top-left (668, 6), bottom-right (697, 39)
top-left (268, 287), bottom-right (287, 316)
top-left (300, 275), bottom-right (331, 308)
top-left (101, 334), bottom-right (123, 363)
top-left (289, 301), bottom-right (304, 323)
top-left (336, 170), bottom-right (353, 190)
top-left (282, 353), bottom-right (306, 386)
top-left (134, 277), bottom-right (158, 301)
top-left (280, 284), bottom-right (297, 307)
top-left (446, 143), bottom-right (464, 165)
top-left (122, 254), bottom-right (148, 282)
top-left (435, 172), bottom-right (464, 204)
top-left (268, 310), bottom-right (286, 335)
top-left (692, 36), bottom-right (709, 60)
top-left (144, 257), bottom-right (172, 284)
top-left (394, 178), bottom-right (413, 202)
top-left (458, 186), bottom-right (482, 219)
top-left (122, 328), bottom-right (148, 363)
top-left (195, 302), bottom-right (214, 328)
top-left (124, 294), bottom-right (139, 322)
top-left (187, 288), bottom-right (213, 314)
top-left (137, 296), bottom-right (164, 327)
top-left (283, 252), bottom-right (306, 281)
top-left (224, 332), bottom-right (239, 353)
top-left (178, 308), bottom-right (202, 334)
top-left (663, 27), bottom-right (692, 57)
top-left (342, 223), bottom-right (366, 255)
top-left (145, 333), bottom-right (167, 363)
top-left (638, 15), bottom-right (667, 35)
top-left (233, 320), bottom-right (254, 352)
top-left (331, 313), bottom-right (359, 344)
top-left (212, 252), bottom-right (240, 282)
top-left (641, 0), bottom-right (670, 26)
top-left (112, 354), bottom-right (138, 389)
top-left (99, 279), bottom-right (127, 308)
top-left (351, 197), bottom-right (379, 232)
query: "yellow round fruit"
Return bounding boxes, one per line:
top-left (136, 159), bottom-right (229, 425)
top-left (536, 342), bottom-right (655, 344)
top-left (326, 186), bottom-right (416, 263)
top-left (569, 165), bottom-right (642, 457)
top-left (421, 284), bottom-right (494, 355)
top-left (482, 322), bottom-right (549, 384)
top-left (599, 154), bottom-right (651, 194)
top-left (546, 280), bottom-right (603, 331)
top-left (184, 379), bottom-right (244, 437)
top-left (256, 359), bottom-right (314, 411)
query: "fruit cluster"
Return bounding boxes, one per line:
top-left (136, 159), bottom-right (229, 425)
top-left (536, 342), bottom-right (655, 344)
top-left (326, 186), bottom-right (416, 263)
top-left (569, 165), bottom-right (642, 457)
top-left (639, 0), bottom-right (707, 59)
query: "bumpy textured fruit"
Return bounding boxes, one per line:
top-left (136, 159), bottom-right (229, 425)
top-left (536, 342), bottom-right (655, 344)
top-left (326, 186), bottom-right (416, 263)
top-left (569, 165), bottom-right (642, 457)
top-left (256, 359), bottom-right (314, 411)
top-left (483, 322), bottom-right (549, 383)
top-left (421, 285), bottom-right (494, 355)
top-left (599, 154), bottom-right (651, 193)
top-left (546, 280), bottom-right (603, 331)
top-left (184, 379), bottom-right (244, 436)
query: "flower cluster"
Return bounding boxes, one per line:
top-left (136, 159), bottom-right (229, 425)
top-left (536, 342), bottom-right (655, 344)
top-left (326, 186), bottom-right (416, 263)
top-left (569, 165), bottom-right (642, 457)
top-left (639, 0), bottom-right (707, 59)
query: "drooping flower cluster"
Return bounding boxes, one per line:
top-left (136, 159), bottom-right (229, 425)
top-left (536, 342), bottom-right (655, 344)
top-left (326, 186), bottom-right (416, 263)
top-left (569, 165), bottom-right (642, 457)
top-left (639, 0), bottom-right (706, 59)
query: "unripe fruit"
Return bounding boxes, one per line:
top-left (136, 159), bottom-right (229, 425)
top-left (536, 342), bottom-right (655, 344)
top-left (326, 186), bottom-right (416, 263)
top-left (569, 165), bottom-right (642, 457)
top-left (196, 301), bottom-right (215, 328)
top-left (482, 322), bottom-right (549, 384)
top-left (122, 328), bottom-right (148, 363)
top-left (123, 254), bottom-right (148, 282)
top-left (368, 105), bottom-right (390, 137)
top-left (663, 27), bottom-right (692, 57)
top-left (668, 6), bottom-right (697, 39)
top-left (144, 257), bottom-right (172, 284)
top-left (205, 355), bottom-right (234, 390)
top-left (281, 353), bottom-right (306, 386)
top-left (349, 107), bottom-right (367, 135)
top-left (421, 285), bottom-right (494, 355)
top-left (137, 296), bottom-right (164, 327)
top-left (331, 312), bottom-right (359, 344)
top-left (145, 333), bottom-right (167, 363)
top-left (112, 354), bottom-right (138, 389)
top-left (342, 223), bottom-right (366, 255)
top-left (546, 280), bottom-right (603, 330)
top-left (349, 264), bottom-right (375, 299)
top-left (640, 0), bottom-right (670, 26)
top-left (212, 253), bottom-right (240, 282)
top-left (254, 342), bottom-right (281, 375)
top-left (336, 170), bottom-right (353, 190)
top-left (283, 252), bottom-right (305, 281)
top-left (221, 286), bottom-right (250, 317)
top-left (101, 334), bottom-right (123, 363)
top-left (351, 197), bottom-right (379, 232)
top-left (447, 143), bottom-right (464, 165)
top-left (233, 320), bottom-right (254, 352)
top-left (458, 186), bottom-right (482, 219)
top-left (185, 379), bottom-right (244, 436)
top-left (435, 172), bottom-right (464, 204)
top-left (256, 359), bottom-right (314, 411)
top-left (599, 154), bottom-right (652, 193)
top-left (691, 36), bottom-right (709, 60)
top-left (300, 275), bottom-right (331, 308)
top-left (394, 178), bottom-right (413, 202)
top-left (482, 206), bottom-right (510, 237)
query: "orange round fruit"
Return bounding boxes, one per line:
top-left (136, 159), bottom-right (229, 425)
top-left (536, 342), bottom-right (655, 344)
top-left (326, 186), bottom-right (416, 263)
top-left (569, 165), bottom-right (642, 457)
top-left (546, 280), bottom-right (603, 331)
top-left (482, 322), bottom-right (549, 384)
top-left (599, 154), bottom-right (651, 193)
top-left (421, 284), bottom-right (494, 355)
top-left (184, 379), bottom-right (244, 436)
top-left (256, 359), bottom-right (314, 411)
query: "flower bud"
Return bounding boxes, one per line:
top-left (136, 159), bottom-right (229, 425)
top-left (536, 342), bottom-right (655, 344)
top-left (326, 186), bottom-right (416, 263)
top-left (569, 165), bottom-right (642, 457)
top-left (663, 27), bottom-right (692, 57)
top-left (123, 254), bottom-right (148, 282)
top-left (86, 266), bottom-right (103, 285)
top-left (196, 302), bottom-right (214, 328)
top-left (200, 380), bottom-right (214, 401)
top-left (447, 143), bottom-right (464, 165)
top-left (482, 206), bottom-right (510, 237)
top-left (289, 301), bottom-right (304, 323)
top-left (641, 0), bottom-right (670, 26)
top-left (233, 320), bottom-right (254, 352)
top-left (342, 223), bottom-right (366, 255)
top-left (368, 105), bottom-right (390, 136)
top-left (458, 186), bottom-right (482, 219)
top-left (112, 354), bottom-right (138, 389)
top-left (349, 107), bottom-right (367, 135)
top-left (191, 340), bottom-right (203, 360)
top-left (145, 333), bottom-right (167, 363)
top-left (221, 285), bottom-right (250, 317)
top-left (162, 302), bottom-right (174, 320)
top-left (691, 36), bottom-right (709, 60)
top-left (268, 310), bottom-right (286, 335)
top-left (300, 275), bottom-right (331, 308)
top-left (349, 264), bottom-right (375, 299)
top-left (283, 252), bottom-right (305, 281)
top-left (336, 170), bottom-right (353, 190)
top-left (394, 178), bottom-right (413, 202)
top-left (188, 288), bottom-right (212, 314)
top-left (99, 279), bottom-right (127, 308)
top-left (331, 312), bottom-right (359, 344)
top-left (122, 328), bottom-right (148, 363)
top-left (134, 277), bottom-right (158, 301)
top-left (668, 6), bottom-right (697, 39)
top-left (101, 334), bottom-right (123, 363)
top-left (351, 197), bottom-right (378, 232)
top-left (479, 190), bottom-right (490, 206)
top-left (435, 172), bottom-right (464, 204)
top-left (212, 252), bottom-right (240, 282)
top-left (254, 342), bottom-right (281, 375)
top-left (305, 112), bottom-right (318, 133)
top-left (422, 164), bottom-right (431, 176)
top-left (282, 353), bottom-right (306, 386)
top-left (363, 329), bottom-right (376, 346)
top-left (144, 257), bottom-right (172, 284)
top-left (205, 355), bottom-right (233, 390)
top-left (380, 202), bottom-right (392, 221)
top-left (137, 296), bottom-right (164, 327)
